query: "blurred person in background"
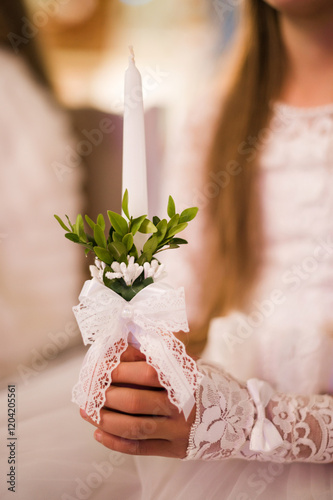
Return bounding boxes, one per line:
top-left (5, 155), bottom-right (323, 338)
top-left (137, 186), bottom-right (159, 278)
top-left (79, 0), bottom-right (333, 499)
top-left (0, 0), bottom-right (83, 381)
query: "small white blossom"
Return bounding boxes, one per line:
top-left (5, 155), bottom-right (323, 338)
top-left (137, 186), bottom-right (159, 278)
top-left (92, 256), bottom-right (167, 287)
top-left (105, 262), bottom-right (122, 282)
top-left (105, 256), bottom-right (143, 286)
top-left (89, 259), bottom-right (106, 283)
top-left (143, 260), bottom-right (167, 281)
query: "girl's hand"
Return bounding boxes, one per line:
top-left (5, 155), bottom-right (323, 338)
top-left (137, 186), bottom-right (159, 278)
top-left (80, 345), bottom-right (195, 458)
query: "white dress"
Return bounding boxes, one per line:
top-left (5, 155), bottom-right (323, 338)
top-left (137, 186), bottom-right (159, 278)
top-left (128, 103), bottom-right (333, 499)
top-left (1, 103), bottom-right (333, 499)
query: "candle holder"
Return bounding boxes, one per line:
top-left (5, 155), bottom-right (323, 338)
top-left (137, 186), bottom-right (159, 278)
top-left (55, 192), bottom-right (202, 423)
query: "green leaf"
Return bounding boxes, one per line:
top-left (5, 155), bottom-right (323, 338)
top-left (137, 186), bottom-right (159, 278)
top-left (103, 275), bottom-right (154, 301)
top-left (94, 224), bottom-right (107, 248)
top-left (133, 276), bottom-right (153, 287)
top-left (103, 274), bottom-right (126, 293)
top-left (75, 214), bottom-right (86, 241)
top-left (87, 234), bottom-right (95, 245)
top-left (137, 253), bottom-right (150, 266)
top-left (65, 233), bottom-right (80, 243)
top-left (179, 207), bottom-right (198, 223)
top-left (138, 219), bottom-right (158, 234)
top-left (94, 246), bottom-right (112, 265)
top-left (77, 241), bottom-right (94, 250)
top-left (65, 215), bottom-right (74, 231)
top-left (153, 216), bottom-right (161, 226)
top-left (85, 214), bottom-right (96, 230)
top-left (167, 213), bottom-right (179, 230)
top-left (54, 215), bottom-right (70, 232)
top-left (97, 213), bottom-right (105, 231)
top-left (155, 219), bottom-right (168, 243)
top-left (129, 245), bottom-right (138, 259)
top-left (108, 241), bottom-right (127, 260)
top-left (143, 235), bottom-right (159, 256)
top-left (167, 195), bottom-right (176, 218)
top-left (130, 277), bottom-right (154, 296)
top-left (167, 222), bottom-right (188, 238)
top-left (130, 215), bottom-right (146, 235)
top-left (112, 232), bottom-right (122, 243)
top-left (107, 211), bottom-right (128, 236)
top-left (122, 233), bottom-right (134, 252)
top-left (170, 237), bottom-right (188, 245)
top-left (122, 189), bottom-right (130, 220)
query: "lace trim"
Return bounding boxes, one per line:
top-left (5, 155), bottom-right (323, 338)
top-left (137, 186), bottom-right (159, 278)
top-left (185, 361), bottom-right (333, 463)
top-left (72, 334), bottom-right (128, 423)
top-left (72, 279), bottom-right (201, 422)
top-left (186, 361), bottom-right (255, 460)
top-left (139, 331), bottom-right (202, 418)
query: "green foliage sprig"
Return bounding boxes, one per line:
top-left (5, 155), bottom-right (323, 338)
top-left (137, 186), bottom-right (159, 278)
top-left (54, 191), bottom-right (198, 300)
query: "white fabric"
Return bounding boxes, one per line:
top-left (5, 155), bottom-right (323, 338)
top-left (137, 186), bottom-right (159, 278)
top-left (186, 361), bottom-right (255, 460)
top-left (204, 104), bottom-right (333, 394)
top-left (185, 360), bottom-right (333, 463)
top-left (247, 379), bottom-right (283, 452)
top-left (1, 102), bottom-right (333, 499)
top-left (0, 352), bottom-right (140, 500)
top-left (135, 102), bottom-right (333, 497)
top-left (72, 278), bottom-right (201, 421)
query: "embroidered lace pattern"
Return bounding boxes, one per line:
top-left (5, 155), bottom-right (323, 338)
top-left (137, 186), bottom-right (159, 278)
top-left (72, 289), bottom-right (129, 423)
top-left (186, 361), bottom-right (333, 463)
top-left (139, 331), bottom-right (202, 414)
top-left (72, 336), bottom-right (128, 423)
top-left (245, 392), bottom-right (333, 463)
top-left (186, 361), bottom-right (255, 460)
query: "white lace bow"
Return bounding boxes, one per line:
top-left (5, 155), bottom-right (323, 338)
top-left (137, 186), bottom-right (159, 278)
top-left (72, 278), bottom-right (201, 423)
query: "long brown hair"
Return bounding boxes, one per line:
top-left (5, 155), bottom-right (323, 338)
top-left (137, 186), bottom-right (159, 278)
top-left (0, 0), bottom-right (50, 88)
top-left (189, 0), bottom-right (286, 354)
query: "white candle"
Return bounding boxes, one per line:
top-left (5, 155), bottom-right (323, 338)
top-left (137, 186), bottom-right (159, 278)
top-left (122, 46), bottom-right (148, 219)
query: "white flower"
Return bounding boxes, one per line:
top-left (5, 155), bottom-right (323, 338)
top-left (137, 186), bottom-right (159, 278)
top-left (143, 260), bottom-right (167, 281)
top-left (89, 259), bottom-right (106, 283)
top-left (105, 262), bottom-right (122, 282)
top-left (93, 256), bottom-right (168, 287)
top-left (105, 256), bottom-right (143, 286)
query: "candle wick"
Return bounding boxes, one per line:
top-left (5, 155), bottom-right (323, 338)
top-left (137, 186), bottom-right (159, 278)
top-left (128, 45), bottom-right (135, 63)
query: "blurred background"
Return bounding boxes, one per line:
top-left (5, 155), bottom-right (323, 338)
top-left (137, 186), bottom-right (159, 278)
top-left (25, 0), bottom-right (235, 117)
top-left (0, 0), bottom-right (239, 383)
top-left (24, 0), bottom-right (239, 214)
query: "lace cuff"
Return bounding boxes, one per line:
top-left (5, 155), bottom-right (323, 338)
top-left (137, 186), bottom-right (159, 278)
top-left (186, 361), bottom-right (255, 460)
top-left (185, 360), bottom-right (333, 463)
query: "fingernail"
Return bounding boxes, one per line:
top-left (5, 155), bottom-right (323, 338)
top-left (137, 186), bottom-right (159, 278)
top-left (94, 430), bottom-right (102, 443)
top-left (80, 409), bottom-right (88, 419)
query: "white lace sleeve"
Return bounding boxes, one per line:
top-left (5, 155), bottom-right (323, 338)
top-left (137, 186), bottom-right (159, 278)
top-left (185, 360), bottom-right (333, 463)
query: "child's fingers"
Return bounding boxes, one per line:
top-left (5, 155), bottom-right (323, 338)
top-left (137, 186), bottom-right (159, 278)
top-left (93, 430), bottom-right (187, 458)
top-left (104, 386), bottom-right (174, 416)
top-left (111, 361), bottom-right (161, 387)
top-left (81, 407), bottom-right (172, 440)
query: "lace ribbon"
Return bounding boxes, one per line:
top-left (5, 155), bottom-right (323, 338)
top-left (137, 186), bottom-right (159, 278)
top-left (72, 278), bottom-right (201, 423)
